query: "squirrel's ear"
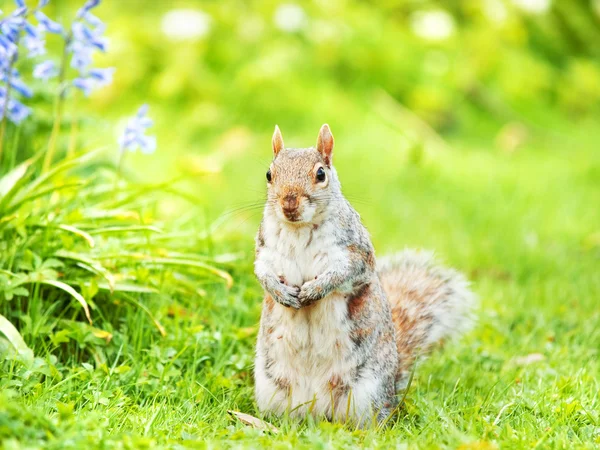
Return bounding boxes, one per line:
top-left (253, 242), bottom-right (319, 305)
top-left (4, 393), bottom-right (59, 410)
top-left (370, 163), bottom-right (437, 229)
top-left (272, 125), bottom-right (285, 157)
top-left (316, 124), bottom-right (334, 166)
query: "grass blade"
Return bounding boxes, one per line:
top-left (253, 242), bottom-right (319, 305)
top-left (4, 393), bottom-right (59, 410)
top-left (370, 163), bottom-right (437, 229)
top-left (121, 293), bottom-right (166, 336)
top-left (57, 225), bottom-right (96, 248)
top-left (0, 159), bottom-right (34, 212)
top-left (141, 258), bottom-right (233, 288)
top-left (74, 280), bottom-right (159, 294)
top-left (33, 280), bottom-right (92, 324)
top-left (24, 148), bottom-right (104, 195)
top-left (6, 182), bottom-right (85, 214)
top-left (0, 313), bottom-right (33, 357)
top-left (86, 225), bottom-right (163, 235)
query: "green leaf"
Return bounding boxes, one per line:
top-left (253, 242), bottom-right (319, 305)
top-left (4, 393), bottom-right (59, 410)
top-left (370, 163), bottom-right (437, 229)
top-left (142, 258), bottom-right (233, 288)
top-left (120, 293), bottom-right (166, 336)
top-left (56, 224), bottom-right (96, 248)
top-left (11, 287), bottom-right (29, 297)
top-left (5, 182), bottom-right (85, 215)
top-left (0, 159), bottom-right (32, 198)
top-left (19, 279), bottom-right (92, 324)
top-left (75, 280), bottom-right (158, 294)
top-left (23, 148), bottom-right (103, 196)
top-left (54, 250), bottom-right (115, 291)
top-left (86, 225), bottom-right (163, 235)
top-left (30, 224), bottom-right (96, 248)
top-left (0, 313), bottom-right (33, 358)
top-left (0, 159), bottom-right (34, 212)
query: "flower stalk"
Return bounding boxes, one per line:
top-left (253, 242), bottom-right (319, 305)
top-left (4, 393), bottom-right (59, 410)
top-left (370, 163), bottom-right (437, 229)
top-left (43, 35), bottom-right (70, 172)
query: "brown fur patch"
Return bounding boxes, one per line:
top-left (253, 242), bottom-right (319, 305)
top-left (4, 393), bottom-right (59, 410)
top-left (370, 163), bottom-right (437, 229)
top-left (351, 327), bottom-right (373, 340)
top-left (328, 375), bottom-right (349, 407)
top-left (328, 375), bottom-right (342, 389)
top-left (257, 227), bottom-right (265, 247)
top-left (347, 284), bottom-right (369, 319)
top-left (265, 295), bottom-right (275, 312)
top-left (391, 306), bottom-right (423, 375)
top-left (366, 250), bottom-right (375, 268)
top-left (275, 377), bottom-right (290, 391)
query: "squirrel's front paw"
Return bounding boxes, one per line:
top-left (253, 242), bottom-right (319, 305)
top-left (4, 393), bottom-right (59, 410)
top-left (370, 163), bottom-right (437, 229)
top-left (271, 283), bottom-right (301, 309)
top-left (299, 280), bottom-right (325, 306)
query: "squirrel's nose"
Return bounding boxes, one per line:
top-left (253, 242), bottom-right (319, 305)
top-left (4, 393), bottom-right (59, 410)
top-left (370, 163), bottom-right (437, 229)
top-left (281, 195), bottom-right (299, 214)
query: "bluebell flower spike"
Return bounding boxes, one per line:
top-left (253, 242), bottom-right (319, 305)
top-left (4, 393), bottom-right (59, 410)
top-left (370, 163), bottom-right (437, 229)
top-left (33, 60), bottom-right (58, 80)
top-left (119, 105), bottom-right (157, 155)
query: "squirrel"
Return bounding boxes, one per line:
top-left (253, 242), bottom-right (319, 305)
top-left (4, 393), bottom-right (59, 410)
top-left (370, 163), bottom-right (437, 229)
top-left (254, 124), bottom-right (475, 426)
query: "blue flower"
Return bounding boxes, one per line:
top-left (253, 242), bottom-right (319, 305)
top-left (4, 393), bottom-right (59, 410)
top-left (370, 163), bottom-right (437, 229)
top-left (34, 11), bottom-right (63, 35)
top-left (82, 12), bottom-right (105, 34)
top-left (0, 86), bottom-right (30, 124)
top-left (119, 105), bottom-right (157, 154)
top-left (1, 13), bottom-right (26, 43)
top-left (0, 68), bottom-right (33, 97)
top-left (72, 76), bottom-right (95, 96)
top-left (72, 21), bottom-right (106, 52)
top-left (0, 34), bottom-right (18, 60)
top-left (33, 60), bottom-right (58, 80)
top-left (70, 40), bottom-right (93, 71)
top-left (88, 67), bottom-right (114, 87)
top-left (72, 67), bottom-right (114, 95)
top-left (76, 0), bottom-right (101, 18)
top-left (24, 23), bottom-right (46, 57)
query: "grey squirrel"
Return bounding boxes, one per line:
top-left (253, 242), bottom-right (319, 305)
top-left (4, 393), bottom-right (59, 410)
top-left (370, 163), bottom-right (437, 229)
top-left (254, 124), bottom-right (475, 426)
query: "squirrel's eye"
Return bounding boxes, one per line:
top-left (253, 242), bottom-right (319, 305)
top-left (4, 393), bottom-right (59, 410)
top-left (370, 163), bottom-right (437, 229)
top-left (316, 167), bottom-right (326, 182)
top-left (266, 169), bottom-right (272, 183)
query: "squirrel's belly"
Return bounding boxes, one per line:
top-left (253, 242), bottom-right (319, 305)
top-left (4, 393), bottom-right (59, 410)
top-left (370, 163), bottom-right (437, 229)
top-left (257, 292), bottom-right (359, 418)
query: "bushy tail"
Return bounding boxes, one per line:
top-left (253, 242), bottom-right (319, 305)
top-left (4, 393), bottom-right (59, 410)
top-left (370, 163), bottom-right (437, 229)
top-left (378, 250), bottom-right (476, 389)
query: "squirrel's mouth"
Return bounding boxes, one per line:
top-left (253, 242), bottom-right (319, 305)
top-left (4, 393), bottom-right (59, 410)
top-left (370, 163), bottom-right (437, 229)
top-left (283, 211), bottom-right (300, 222)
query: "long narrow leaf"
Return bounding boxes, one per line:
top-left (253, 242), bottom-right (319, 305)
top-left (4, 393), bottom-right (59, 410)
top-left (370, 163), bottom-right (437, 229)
top-left (86, 225), bottom-right (163, 235)
top-left (74, 280), bottom-right (158, 294)
top-left (23, 148), bottom-right (104, 195)
top-left (143, 258), bottom-right (233, 288)
top-left (0, 159), bottom-right (34, 212)
top-left (0, 313), bottom-right (33, 357)
top-left (121, 293), bottom-right (166, 336)
top-left (22, 280), bottom-right (93, 324)
top-left (0, 160), bottom-right (31, 197)
top-left (31, 224), bottom-right (96, 248)
top-left (54, 250), bottom-right (114, 291)
top-left (7, 182), bottom-right (85, 214)
top-left (57, 225), bottom-right (96, 248)
top-left (75, 263), bottom-right (116, 292)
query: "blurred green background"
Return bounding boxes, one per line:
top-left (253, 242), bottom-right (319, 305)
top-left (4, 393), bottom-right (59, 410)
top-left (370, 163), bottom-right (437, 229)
top-left (23, 0), bottom-right (600, 242)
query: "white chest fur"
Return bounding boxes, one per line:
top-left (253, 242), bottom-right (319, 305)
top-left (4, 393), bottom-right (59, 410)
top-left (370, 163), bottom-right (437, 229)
top-left (262, 218), bottom-right (339, 286)
top-left (256, 218), bottom-right (359, 418)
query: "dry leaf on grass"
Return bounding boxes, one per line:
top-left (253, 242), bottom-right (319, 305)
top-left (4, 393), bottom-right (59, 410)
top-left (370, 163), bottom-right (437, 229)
top-left (228, 410), bottom-right (279, 433)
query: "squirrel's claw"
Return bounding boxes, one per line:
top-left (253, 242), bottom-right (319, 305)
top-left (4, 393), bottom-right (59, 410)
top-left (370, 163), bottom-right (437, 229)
top-left (298, 279), bottom-right (325, 306)
top-left (272, 284), bottom-right (301, 309)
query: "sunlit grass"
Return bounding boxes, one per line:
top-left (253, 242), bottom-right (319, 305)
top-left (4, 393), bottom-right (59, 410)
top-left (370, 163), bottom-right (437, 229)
top-left (2, 115), bottom-right (599, 448)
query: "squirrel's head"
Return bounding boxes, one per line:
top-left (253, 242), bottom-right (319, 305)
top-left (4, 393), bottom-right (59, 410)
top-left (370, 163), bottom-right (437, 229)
top-left (266, 124), bottom-right (338, 225)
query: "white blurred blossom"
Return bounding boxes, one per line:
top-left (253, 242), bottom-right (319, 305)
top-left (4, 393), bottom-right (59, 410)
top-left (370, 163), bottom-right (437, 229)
top-left (161, 9), bottom-right (211, 41)
top-left (511, 0), bottom-right (552, 14)
top-left (483, 0), bottom-right (508, 23)
top-left (410, 10), bottom-right (455, 41)
top-left (274, 4), bottom-right (307, 33)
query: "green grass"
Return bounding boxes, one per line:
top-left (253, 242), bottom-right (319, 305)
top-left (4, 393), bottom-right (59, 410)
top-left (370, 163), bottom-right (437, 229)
top-left (1, 115), bottom-right (599, 449)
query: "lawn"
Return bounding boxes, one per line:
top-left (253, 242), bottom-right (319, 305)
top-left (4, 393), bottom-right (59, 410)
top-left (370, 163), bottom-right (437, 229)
top-left (1, 1), bottom-right (600, 449)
